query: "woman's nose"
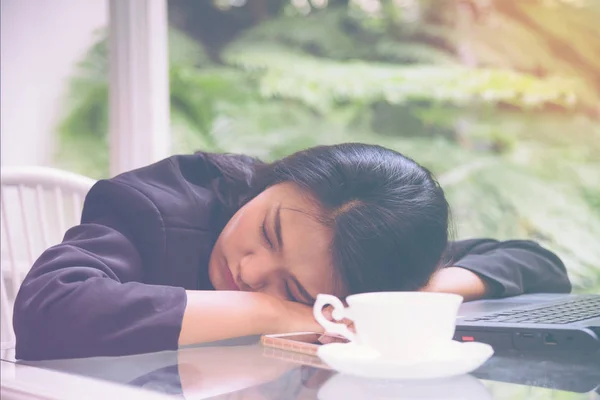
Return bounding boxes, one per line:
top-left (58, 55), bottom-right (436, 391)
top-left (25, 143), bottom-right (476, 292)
top-left (239, 253), bottom-right (284, 296)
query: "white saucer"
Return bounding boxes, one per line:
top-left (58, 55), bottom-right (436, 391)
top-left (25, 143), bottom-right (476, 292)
top-left (317, 340), bottom-right (494, 380)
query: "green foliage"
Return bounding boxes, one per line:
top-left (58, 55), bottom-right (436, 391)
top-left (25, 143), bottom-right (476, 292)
top-left (373, 40), bottom-right (458, 65)
top-left (234, 7), bottom-right (458, 65)
top-left (237, 8), bottom-right (362, 59)
top-left (58, 28), bottom-right (211, 141)
top-left (225, 44), bottom-right (580, 111)
top-left (55, 28), bottom-right (236, 176)
top-left (346, 0), bottom-right (600, 109)
top-left (170, 66), bottom-right (254, 148)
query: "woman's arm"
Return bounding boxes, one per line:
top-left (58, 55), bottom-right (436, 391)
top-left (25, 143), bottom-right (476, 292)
top-left (423, 239), bottom-right (571, 301)
top-left (13, 219), bottom-right (187, 360)
top-left (178, 290), bottom-right (321, 346)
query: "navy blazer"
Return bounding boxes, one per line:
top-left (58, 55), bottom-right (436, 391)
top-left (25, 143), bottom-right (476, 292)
top-left (13, 154), bottom-right (571, 360)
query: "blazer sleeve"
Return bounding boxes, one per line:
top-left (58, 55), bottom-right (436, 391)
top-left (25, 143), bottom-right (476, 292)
top-left (13, 179), bottom-right (187, 361)
top-left (443, 239), bottom-right (572, 297)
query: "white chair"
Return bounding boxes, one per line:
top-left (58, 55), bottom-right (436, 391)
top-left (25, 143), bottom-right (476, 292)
top-left (0, 166), bottom-right (96, 349)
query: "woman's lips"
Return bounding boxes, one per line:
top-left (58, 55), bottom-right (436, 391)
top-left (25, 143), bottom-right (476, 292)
top-left (222, 257), bottom-right (240, 291)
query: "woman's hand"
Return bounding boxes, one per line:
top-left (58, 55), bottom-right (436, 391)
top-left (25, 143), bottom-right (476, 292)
top-left (269, 299), bottom-right (325, 333)
top-left (267, 297), bottom-right (354, 334)
top-left (422, 267), bottom-right (491, 302)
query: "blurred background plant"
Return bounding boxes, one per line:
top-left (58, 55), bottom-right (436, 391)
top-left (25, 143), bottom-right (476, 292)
top-left (57, 0), bottom-right (600, 293)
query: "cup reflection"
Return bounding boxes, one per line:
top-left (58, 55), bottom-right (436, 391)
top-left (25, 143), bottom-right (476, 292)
top-left (318, 373), bottom-right (492, 400)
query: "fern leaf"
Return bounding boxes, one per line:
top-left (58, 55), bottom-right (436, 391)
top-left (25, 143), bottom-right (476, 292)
top-left (225, 45), bottom-right (583, 111)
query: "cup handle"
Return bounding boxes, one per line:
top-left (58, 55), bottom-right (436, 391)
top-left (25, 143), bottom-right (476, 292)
top-left (313, 294), bottom-right (356, 342)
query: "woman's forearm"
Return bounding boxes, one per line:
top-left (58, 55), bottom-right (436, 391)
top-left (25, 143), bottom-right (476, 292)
top-left (178, 290), bottom-right (279, 346)
top-left (422, 267), bottom-right (490, 302)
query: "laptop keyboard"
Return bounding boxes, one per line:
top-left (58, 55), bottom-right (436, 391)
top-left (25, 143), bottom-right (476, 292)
top-left (463, 296), bottom-right (600, 324)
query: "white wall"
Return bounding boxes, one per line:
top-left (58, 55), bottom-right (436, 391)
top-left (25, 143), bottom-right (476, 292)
top-left (1, 0), bottom-right (107, 167)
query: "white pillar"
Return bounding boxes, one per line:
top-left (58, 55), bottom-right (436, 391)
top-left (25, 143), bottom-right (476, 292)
top-left (108, 0), bottom-right (170, 176)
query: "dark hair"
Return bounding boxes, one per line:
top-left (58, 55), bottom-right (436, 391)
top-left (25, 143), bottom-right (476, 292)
top-left (199, 143), bottom-right (450, 294)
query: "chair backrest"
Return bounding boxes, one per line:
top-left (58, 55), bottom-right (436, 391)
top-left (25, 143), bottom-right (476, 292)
top-left (0, 166), bottom-right (96, 349)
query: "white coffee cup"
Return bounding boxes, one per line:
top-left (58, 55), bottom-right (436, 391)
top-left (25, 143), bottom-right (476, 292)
top-left (313, 292), bottom-right (463, 360)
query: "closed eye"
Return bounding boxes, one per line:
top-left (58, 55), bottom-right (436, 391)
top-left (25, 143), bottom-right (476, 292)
top-left (291, 276), bottom-right (315, 305)
top-left (261, 219), bottom-right (274, 249)
top-left (284, 281), bottom-right (299, 303)
top-left (286, 279), bottom-right (313, 305)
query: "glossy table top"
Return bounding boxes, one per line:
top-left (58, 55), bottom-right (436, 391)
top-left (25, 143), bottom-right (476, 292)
top-left (2, 338), bottom-right (599, 399)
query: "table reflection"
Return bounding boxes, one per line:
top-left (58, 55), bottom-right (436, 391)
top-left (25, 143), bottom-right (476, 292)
top-left (124, 345), bottom-right (599, 400)
top-left (6, 340), bottom-right (599, 400)
top-left (318, 374), bottom-right (491, 400)
top-left (130, 345), bottom-right (494, 399)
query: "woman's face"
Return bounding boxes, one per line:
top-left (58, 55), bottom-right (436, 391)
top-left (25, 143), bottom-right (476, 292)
top-left (208, 182), bottom-right (339, 304)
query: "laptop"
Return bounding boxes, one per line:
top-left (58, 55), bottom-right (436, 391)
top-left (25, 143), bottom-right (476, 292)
top-left (454, 293), bottom-right (600, 353)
